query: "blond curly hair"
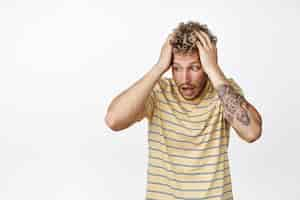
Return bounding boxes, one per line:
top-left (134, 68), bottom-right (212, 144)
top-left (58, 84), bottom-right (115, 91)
top-left (169, 21), bottom-right (217, 55)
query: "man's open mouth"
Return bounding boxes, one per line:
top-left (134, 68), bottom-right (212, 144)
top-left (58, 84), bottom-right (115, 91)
top-left (181, 86), bottom-right (194, 90)
top-left (181, 87), bottom-right (195, 96)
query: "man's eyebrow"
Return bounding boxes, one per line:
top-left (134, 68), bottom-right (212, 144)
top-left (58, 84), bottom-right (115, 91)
top-left (172, 61), bottom-right (200, 66)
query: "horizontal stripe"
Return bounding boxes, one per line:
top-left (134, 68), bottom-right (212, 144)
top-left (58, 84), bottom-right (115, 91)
top-left (147, 181), bottom-right (231, 192)
top-left (151, 118), bottom-right (222, 131)
top-left (149, 155), bottom-right (228, 168)
top-left (149, 139), bottom-right (228, 152)
top-left (149, 122), bottom-right (227, 138)
top-left (149, 147), bottom-right (227, 160)
top-left (156, 98), bottom-right (218, 113)
top-left (155, 105), bottom-right (220, 119)
top-left (148, 173), bottom-right (230, 184)
top-left (156, 95), bottom-right (219, 108)
top-left (148, 163), bottom-right (229, 176)
top-left (147, 197), bottom-right (233, 200)
top-left (155, 104), bottom-right (189, 115)
top-left (154, 89), bottom-right (216, 104)
top-left (152, 111), bottom-right (223, 130)
top-left (147, 189), bottom-right (232, 200)
top-left (153, 111), bottom-right (221, 124)
top-left (149, 130), bottom-right (227, 146)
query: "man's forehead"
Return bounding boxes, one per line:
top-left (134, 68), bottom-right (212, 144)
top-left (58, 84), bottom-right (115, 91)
top-left (172, 53), bottom-right (200, 65)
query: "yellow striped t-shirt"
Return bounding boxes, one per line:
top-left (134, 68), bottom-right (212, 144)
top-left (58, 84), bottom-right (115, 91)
top-left (143, 77), bottom-right (244, 200)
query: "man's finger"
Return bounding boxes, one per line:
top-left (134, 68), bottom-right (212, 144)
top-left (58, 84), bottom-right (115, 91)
top-left (168, 33), bottom-right (174, 39)
top-left (195, 40), bottom-right (204, 52)
top-left (193, 30), bottom-right (208, 49)
top-left (199, 31), bottom-right (213, 48)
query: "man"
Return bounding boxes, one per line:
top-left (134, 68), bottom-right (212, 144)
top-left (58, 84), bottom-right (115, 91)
top-left (105, 21), bottom-right (262, 200)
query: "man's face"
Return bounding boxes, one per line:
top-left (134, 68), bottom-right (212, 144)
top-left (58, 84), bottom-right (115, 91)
top-left (171, 52), bottom-right (208, 101)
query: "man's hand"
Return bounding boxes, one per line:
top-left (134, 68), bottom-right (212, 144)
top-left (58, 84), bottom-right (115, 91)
top-left (193, 30), bottom-right (219, 74)
top-left (155, 33), bottom-right (175, 74)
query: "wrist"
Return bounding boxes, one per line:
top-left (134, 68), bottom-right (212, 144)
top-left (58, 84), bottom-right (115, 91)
top-left (153, 63), bottom-right (168, 73)
top-left (151, 64), bottom-right (167, 76)
top-left (204, 64), bottom-right (221, 75)
top-left (205, 65), bottom-right (228, 88)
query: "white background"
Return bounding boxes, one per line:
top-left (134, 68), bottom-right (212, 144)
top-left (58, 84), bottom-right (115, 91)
top-left (1, 0), bottom-right (299, 199)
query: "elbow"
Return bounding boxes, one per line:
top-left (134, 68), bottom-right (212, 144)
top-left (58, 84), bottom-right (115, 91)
top-left (105, 112), bottom-right (122, 132)
top-left (245, 125), bottom-right (262, 143)
top-left (246, 134), bottom-right (261, 143)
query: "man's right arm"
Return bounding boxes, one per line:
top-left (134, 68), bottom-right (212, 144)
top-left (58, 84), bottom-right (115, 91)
top-left (104, 64), bottom-right (165, 131)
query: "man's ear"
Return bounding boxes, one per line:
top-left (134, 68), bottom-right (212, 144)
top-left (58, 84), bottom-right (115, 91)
top-left (170, 54), bottom-right (174, 65)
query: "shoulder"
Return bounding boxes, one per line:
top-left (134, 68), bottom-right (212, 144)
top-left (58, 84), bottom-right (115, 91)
top-left (153, 76), bottom-right (172, 92)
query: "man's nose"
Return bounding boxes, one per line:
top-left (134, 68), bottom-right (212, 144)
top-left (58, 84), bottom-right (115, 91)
top-left (182, 70), bottom-right (191, 82)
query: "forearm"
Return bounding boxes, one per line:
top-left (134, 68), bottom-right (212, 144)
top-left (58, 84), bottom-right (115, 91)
top-left (207, 65), bottom-right (262, 143)
top-left (105, 65), bottom-right (165, 130)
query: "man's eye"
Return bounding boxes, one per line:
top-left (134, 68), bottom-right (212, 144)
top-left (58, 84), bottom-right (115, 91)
top-left (191, 66), bottom-right (200, 71)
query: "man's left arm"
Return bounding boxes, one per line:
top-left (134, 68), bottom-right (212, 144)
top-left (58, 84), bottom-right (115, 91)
top-left (193, 30), bottom-right (263, 143)
top-left (207, 66), bottom-right (263, 143)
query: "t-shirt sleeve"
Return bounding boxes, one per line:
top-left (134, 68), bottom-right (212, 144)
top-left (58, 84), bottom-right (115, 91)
top-left (135, 81), bottom-right (159, 122)
top-left (227, 78), bottom-right (245, 97)
top-left (144, 90), bottom-right (156, 120)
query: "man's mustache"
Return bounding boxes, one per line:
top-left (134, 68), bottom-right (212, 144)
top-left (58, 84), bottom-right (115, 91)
top-left (180, 84), bottom-right (195, 89)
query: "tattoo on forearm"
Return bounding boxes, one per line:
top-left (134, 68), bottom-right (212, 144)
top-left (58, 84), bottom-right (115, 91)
top-left (217, 84), bottom-right (250, 126)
